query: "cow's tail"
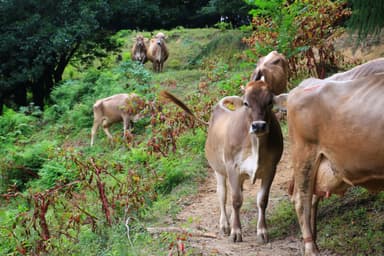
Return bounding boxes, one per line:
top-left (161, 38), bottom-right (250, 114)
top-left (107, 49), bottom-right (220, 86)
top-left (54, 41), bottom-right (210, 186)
top-left (160, 90), bottom-right (209, 126)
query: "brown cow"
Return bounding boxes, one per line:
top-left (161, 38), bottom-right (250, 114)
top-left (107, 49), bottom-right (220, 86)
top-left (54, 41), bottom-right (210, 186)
top-left (147, 32), bottom-right (169, 72)
top-left (161, 80), bottom-right (283, 243)
top-left (131, 35), bottom-right (148, 64)
top-left (250, 51), bottom-right (289, 95)
top-left (90, 93), bottom-right (145, 146)
top-left (287, 73), bottom-right (384, 255)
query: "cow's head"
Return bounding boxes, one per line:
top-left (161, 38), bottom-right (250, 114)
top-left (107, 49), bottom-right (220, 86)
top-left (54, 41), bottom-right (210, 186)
top-left (243, 80), bottom-right (275, 136)
top-left (251, 51), bottom-right (287, 80)
top-left (135, 35), bottom-right (145, 47)
top-left (155, 32), bottom-right (166, 46)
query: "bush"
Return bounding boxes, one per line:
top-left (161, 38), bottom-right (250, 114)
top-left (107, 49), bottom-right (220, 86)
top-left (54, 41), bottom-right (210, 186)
top-left (244, 0), bottom-right (352, 79)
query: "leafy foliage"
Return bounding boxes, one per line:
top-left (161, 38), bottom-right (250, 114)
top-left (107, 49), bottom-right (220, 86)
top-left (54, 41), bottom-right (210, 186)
top-left (347, 0), bottom-right (384, 43)
top-left (244, 0), bottom-right (352, 79)
top-left (1, 26), bottom-right (382, 256)
top-left (0, 0), bottom-right (117, 110)
top-left (0, 28), bottom-right (249, 255)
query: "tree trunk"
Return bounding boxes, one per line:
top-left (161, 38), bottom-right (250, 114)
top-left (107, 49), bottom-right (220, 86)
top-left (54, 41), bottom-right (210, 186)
top-left (31, 81), bottom-right (45, 110)
top-left (13, 85), bottom-right (27, 107)
top-left (0, 93), bottom-right (3, 115)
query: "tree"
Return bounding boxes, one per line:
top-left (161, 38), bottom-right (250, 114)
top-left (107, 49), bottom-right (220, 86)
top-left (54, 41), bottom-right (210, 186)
top-left (347, 0), bottom-right (384, 43)
top-left (244, 0), bottom-right (351, 79)
top-left (0, 0), bottom-right (115, 113)
top-left (199, 0), bottom-right (252, 27)
top-left (0, 0), bottom-right (250, 114)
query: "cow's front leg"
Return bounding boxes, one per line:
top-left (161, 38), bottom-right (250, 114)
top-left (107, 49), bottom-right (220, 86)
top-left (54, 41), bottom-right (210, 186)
top-left (256, 170), bottom-right (274, 244)
top-left (215, 171), bottom-right (230, 235)
top-left (228, 171), bottom-right (243, 242)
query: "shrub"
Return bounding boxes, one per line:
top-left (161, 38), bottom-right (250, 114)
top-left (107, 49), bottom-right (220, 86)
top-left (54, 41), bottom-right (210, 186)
top-left (244, 0), bottom-right (352, 79)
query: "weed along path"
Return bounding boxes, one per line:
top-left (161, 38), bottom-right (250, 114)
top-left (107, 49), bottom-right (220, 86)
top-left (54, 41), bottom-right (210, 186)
top-left (174, 139), bottom-right (305, 256)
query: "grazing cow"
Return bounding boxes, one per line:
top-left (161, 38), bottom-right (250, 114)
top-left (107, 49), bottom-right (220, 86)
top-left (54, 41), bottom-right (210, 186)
top-left (250, 51), bottom-right (289, 95)
top-left (131, 35), bottom-right (148, 64)
top-left (147, 32), bottom-right (169, 72)
top-left (287, 73), bottom-right (384, 255)
top-left (161, 80), bottom-right (283, 243)
top-left (90, 93), bottom-right (145, 146)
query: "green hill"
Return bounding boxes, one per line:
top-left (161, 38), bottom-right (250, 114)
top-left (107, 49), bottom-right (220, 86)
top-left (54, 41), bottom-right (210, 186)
top-left (0, 27), bottom-right (254, 255)
top-left (0, 27), bottom-right (383, 256)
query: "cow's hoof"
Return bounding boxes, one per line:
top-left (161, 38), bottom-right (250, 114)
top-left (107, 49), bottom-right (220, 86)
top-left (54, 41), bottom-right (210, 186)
top-left (230, 231), bottom-right (242, 242)
top-left (220, 226), bottom-right (230, 236)
top-left (256, 233), bottom-right (268, 245)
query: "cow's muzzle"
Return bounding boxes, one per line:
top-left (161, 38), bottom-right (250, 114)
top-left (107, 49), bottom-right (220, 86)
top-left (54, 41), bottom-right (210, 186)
top-left (250, 121), bottom-right (267, 135)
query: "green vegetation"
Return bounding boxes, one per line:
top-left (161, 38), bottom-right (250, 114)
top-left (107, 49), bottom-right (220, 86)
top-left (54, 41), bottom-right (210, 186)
top-left (1, 2), bottom-right (384, 254)
top-left (0, 28), bottom-right (252, 255)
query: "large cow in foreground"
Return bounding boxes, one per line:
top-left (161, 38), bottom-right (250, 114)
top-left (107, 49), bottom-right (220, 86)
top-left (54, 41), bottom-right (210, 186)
top-left (287, 73), bottom-right (384, 255)
top-left (250, 51), bottom-right (289, 95)
top-left (90, 93), bottom-right (145, 146)
top-left (161, 80), bottom-right (283, 243)
top-left (147, 32), bottom-right (169, 72)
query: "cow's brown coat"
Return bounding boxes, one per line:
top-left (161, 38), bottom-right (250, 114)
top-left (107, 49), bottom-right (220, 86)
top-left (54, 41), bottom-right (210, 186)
top-left (161, 80), bottom-right (283, 243)
top-left (131, 35), bottom-right (148, 64)
top-left (147, 32), bottom-right (169, 72)
top-left (287, 71), bottom-right (384, 255)
top-left (90, 93), bottom-right (145, 146)
top-left (250, 51), bottom-right (289, 95)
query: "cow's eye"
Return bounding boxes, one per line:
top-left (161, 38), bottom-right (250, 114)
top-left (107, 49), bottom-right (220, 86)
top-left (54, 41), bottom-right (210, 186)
top-left (243, 101), bottom-right (249, 107)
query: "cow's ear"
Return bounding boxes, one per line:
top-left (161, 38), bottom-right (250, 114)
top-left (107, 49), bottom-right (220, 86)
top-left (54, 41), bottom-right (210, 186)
top-left (273, 93), bottom-right (288, 111)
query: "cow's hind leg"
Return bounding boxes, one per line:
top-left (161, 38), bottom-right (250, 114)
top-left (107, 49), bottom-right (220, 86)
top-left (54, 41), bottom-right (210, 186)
top-left (90, 120), bottom-right (101, 146)
top-left (215, 171), bottom-right (230, 235)
top-left (256, 169), bottom-right (275, 244)
top-left (102, 120), bottom-right (114, 143)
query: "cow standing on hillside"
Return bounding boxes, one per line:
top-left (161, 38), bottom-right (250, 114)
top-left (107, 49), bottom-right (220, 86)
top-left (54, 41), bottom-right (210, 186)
top-left (131, 35), bottom-right (148, 64)
top-left (287, 69), bottom-right (384, 255)
top-left (90, 93), bottom-right (145, 146)
top-left (161, 79), bottom-right (283, 243)
top-left (147, 32), bottom-right (169, 72)
top-left (250, 51), bottom-right (289, 95)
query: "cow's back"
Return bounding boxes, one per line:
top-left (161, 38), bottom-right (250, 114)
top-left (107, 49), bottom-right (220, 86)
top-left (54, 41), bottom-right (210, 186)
top-left (326, 58), bottom-right (384, 81)
top-left (95, 94), bottom-right (129, 122)
top-left (288, 74), bottom-right (384, 190)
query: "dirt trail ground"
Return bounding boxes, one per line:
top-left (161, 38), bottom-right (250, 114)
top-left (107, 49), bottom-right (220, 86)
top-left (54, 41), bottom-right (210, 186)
top-left (174, 139), bottom-right (307, 256)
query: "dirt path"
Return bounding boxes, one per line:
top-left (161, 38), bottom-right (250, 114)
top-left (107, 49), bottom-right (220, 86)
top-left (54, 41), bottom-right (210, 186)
top-left (174, 139), bottom-right (306, 256)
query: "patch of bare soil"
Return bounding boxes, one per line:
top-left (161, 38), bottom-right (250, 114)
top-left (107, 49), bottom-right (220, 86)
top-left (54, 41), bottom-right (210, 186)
top-left (172, 139), bottom-right (305, 256)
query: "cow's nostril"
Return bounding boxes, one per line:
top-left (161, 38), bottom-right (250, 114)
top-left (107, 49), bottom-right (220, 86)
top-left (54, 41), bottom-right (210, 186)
top-left (251, 121), bottom-right (267, 134)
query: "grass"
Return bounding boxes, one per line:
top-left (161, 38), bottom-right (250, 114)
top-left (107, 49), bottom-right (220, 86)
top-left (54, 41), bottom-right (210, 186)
top-left (267, 187), bottom-right (384, 255)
